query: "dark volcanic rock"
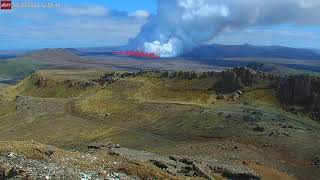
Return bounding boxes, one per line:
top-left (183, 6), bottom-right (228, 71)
top-left (179, 157), bottom-right (194, 165)
top-left (88, 142), bottom-right (111, 149)
top-left (150, 159), bottom-right (168, 169)
top-left (276, 75), bottom-right (312, 105)
top-left (311, 93), bottom-right (320, 112)
top-left (233, 67), bottom-right (260, 86)
top-left (312, 154), bottom-right (320, 168)
top-left (0, 170), bottom-right (4, 179)
top-left (220, 70), bottom-right (243, 92)
top-left (276, 75), bottom-right (320, 115)
top-left (253, 126), bottom-right (265, 132)
top-left (216, 67), bottom-right (262, 93)
top-left (88, 143), bottom-right (106, 149)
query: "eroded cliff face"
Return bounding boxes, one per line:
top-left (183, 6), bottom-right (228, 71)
top-left (232, 67), bottom-right (262, 87)
top-left (216, 67), bottom-right (269, 93)
top-left (276, 75), bottom-right (320, 112)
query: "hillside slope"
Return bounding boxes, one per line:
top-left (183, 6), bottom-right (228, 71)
top-left (0, 68), bottom-right (319, 179)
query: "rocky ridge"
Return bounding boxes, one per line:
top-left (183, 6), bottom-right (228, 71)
top-left (27, 67), bottom-right (320, 120)
top-left (88, 142), bottom-right (261, 180)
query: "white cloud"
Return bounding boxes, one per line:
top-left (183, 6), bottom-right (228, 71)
top-left (129, 10), bottom-right (150, 19)
top-left (130, 0), bottom-right (320, 57)
top-left (62, 5), bottom-right (109, 16)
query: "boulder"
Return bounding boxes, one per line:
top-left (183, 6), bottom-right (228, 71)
top-left (216, 94), bottom-right (225, 100)
top-left (150, 159), bottom-right (168, 169)
top-left (253, 126), bottom-right (265, 132)
top-left (179, 157), bottom-right (194, 165)
top-left (44, 145), bottom-right (55, 157)
top-left (88, 142), bottom-right (111, 149)
top-left (232, 92), bottom-right (241, 100)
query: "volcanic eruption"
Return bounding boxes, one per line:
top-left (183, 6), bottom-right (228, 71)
top-left (112, 51), bottom-right (160, 59)
top-left (128, 0), bottom-right (320, 57)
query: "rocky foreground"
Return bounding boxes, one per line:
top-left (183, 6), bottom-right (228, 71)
top-left (0, 141), bottom-right (302, 180)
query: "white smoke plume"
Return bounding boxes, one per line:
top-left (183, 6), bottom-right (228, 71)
top-left (129, 0), bottom-right (320, 57)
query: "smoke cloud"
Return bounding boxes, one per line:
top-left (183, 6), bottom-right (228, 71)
top-left (129, 0), bottom-right (320, 57)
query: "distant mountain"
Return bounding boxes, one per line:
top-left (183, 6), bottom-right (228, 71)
top-left (23, 48), bottom-right (86, 63)
top-left (0, 50), bottom-right (26, 60)
top-left (69, 46), bottom-right (127, 56)
top-left (185, 44), bottom-right (320, 60)
top-left (0, 55), bottom-right (17, 60)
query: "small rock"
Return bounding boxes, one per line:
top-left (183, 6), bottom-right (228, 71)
top-left (232, 146), bottom-right (239, 151)
top-left (242, 160), bottom-right (250, 165)
top-left (114, 144), bottom-right (121, 148)
top-left (179, 165), bottom-right (194, 176)
top-left (107, 149), bottom-right (119, 156)
top-left (88, 143), bottom-right (104, 150)
top-left (44, 145), bottom-right (55, 157)
top-left (243, 115), bottom-right (255, 121)
top-left (288, 125), bottom-right (294, 129)
top-left (217, 112), bottom-right (224, 116)
top-left (0, 168), bottom-right (5, 180)
top-left (243, 101), bottom-right (250, 105)
top-left (88, 142), bottom-right (111, 149)
top-left (237, 90), bottom-right (243, 95)
top-left (232, 92), bottom-right (240, 100)
top-left (252, 111), bottom-right (263, 116)
top-left (312, 154), bottom-right (320, 167)
top-left (193, 163), bottom-right (212, 179)
top-left (169, 155), bottom-right (180, 161)
top-left (253, 126), bottom-right (265, 132)
top-left (186, 170), bottom-right (195, 177)
top-left (179, 157), bottom-right (193, 165)
top-left (150, 159), bottom-right (168, 169)
top-left (217, 95), bottom-right (225, 100)
top-left (6, 167), bottom-right (20, 179)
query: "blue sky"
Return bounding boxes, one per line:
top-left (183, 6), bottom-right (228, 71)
top-left (0, 0), bottom-right (319, 50)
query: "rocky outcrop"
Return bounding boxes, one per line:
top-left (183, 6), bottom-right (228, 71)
top-left (233, 67), bottom-right (261, 86)
top-left (220, 70), bottom-right (243, 91)
top-left (88, 142), bottom-right (261, 179)
top-left (30, 74), bottom-right (48, 87)
top-left (276, 75), bottom-right (312, 105)
top-left (216, 67), bottom-right (265, 93)
top-left (275, 75), bottom-right (320, 120)
top-left (276, 75), bottom-right (320, 112)
top-left (16, 96), bottom-right (66, 114)
top-left (311, 93), bottom-right (320, 112)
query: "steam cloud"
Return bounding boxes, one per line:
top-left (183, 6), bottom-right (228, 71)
top-left (129, 0), bottom-right (320, 57)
